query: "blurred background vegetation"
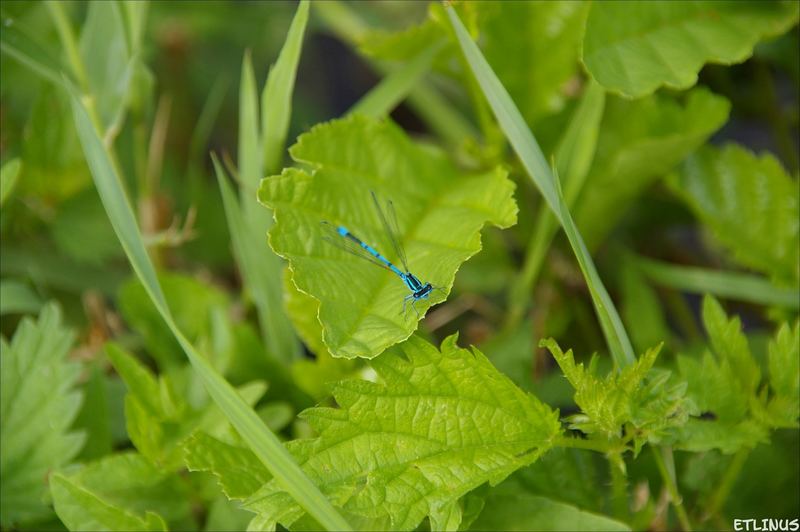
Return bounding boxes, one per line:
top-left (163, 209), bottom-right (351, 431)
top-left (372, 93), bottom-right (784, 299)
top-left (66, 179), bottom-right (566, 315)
top-left (0, 1), bottom-right (798, 530)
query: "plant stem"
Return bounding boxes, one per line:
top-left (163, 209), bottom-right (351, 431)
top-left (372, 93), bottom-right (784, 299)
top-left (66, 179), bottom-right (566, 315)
top-left (703, 449), bottom-right (749, 523)
top-left (652, 446), bottom-right (693, 531)
top-left (607, 451), bottom-right (629, 521)
top-left (46, 2), bottom-right (90, 92)
top-left (555, 435), bottom-right (614, 453)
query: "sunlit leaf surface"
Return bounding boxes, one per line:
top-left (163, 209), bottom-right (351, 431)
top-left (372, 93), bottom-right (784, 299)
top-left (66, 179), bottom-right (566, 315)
top-left (259, 114), bottom-right (516, 359)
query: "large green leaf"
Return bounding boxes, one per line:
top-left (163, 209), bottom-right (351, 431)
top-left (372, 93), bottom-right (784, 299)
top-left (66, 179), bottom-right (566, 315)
top-left (258, 114), bottom-right (516, 359)
top-left (583, 1), bottom-right (800, 98)
top-left (0, 304), bottom-right (85, 527)
top-left (244, 334), bottom-right (562, 530)
top-left (669, 144), bottom-right (800, 286)
top-left (573, 88), bottom-right (729, 249)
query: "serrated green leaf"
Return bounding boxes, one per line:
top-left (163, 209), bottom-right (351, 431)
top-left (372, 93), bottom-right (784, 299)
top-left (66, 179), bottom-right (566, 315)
top-left (0, 158), bottom-right (21, 206)
top-left (245, 335), bottom-right (561, 530)
top-left (50, 452), bottom-right (196, 532)
top-left (674, 296), bottom-right (797, 453)
top-left (583, 1), bottom-right (800, 98)
top-left (759, 322), bottom-right (800, 428)
top-left (1, 304), bottom-right (85, 527)
top-left (702, 296), bottom-right (761, 395)
top-left (541, 338), bottom-right (690, 449)
top-left (670, 143), bottom-right (800, 285)
top-left (471, 483), bottom-right (630, 532)
top-left (258, 114), bottom-right (516, 359)
top-left (573, 88), bottom-right (730, 250)
top-left (184, 432), bottom-right (270, 501)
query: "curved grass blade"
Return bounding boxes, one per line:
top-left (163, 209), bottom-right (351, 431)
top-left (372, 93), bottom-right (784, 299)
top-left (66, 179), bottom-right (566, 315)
top-left (446, 6), bottom-right (636, 368)
top-left (635, 256), bottom-right (800, 310)
top-left (348, 40), bottom-right (445, 119)
top-left (67, 85), bottom-right (352, 532)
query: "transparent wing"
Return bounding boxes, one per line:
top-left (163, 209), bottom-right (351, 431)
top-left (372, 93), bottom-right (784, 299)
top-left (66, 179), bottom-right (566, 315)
top-left (370, 191), bottom-right (409, 272)
top-left (320, 221), bottom-right (392, 272)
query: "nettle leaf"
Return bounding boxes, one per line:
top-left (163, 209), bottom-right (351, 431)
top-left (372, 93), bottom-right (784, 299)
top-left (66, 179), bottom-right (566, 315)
top-left (541, 339), bottom-right (691, 451)
top-left (107, 343), bottom-right (266, 470)
top-left (675, 296), bottom-right (798, 454)
top-left (0, 304), bottom-right (85, 527)
top-left (258, 115), bottom-right (516, 359)
top-left (51, 452), bottom-right (193, 532)
top-left (670, 144), bottom-right (800, 285)
top-left (574, 88), bottom-right (729, 250)
top-left (244, 335), bottom-right (561, 530)
top-left (184, 432), bottom-right (270, 501)
top-left (583, 1), bottom-right (800, 98)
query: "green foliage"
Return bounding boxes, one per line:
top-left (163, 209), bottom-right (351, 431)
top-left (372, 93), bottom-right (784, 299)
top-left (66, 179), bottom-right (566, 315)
top-left (259, 114), bottom-right (516, 359)
top-left (541, 339), bottom-right (691, 452)
top-left (573, 88), bottom-right (730, 249)
top-left (77, 1), bottom-right (133, 129)
top-left (583, 1), bottom-right (800, 97)
top-left (0, 304), bottom-right (85, 527)
top-left (676, 296), bottom-right (799, 454)
top-left (2, 2), bottom-right (798, 530)
top-left (670, 144), bottom-right (800, 285)
top-left (243, 335), bottom-right (561, 530)
top-left (475, 1), bottom-right (587, 124)
top-left (106, 343), bottom-right (266, 470)
top-left (0, 158), bottom-right (21, 206)
top-left (51, 452), bottom-right (192, 532)
top-left (118, 273), bottom-right (229, 368)
top-left (470, 481), bottom-right (630, 532)
top-left (447, 5), bottom-right (637, 368)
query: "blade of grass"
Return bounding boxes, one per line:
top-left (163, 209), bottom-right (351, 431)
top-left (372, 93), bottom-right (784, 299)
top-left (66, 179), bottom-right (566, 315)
top-left (0, 21), bottom-right (65, 86)
top-left (238, 49), bottom-right (302, 363)
top-left (446, 6), bottom-right (636, 367)
top-left (348, 40), bottom-right (445, 119)
top-left (67, 85), bottom-right (352, 532)
top-left (635, 256), bottom-right (799, 309)
top-left (507, 81), bottom-right (605, 329)
top-left (261, 0), bottom-right (309, 174)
